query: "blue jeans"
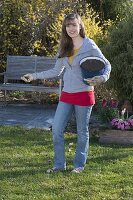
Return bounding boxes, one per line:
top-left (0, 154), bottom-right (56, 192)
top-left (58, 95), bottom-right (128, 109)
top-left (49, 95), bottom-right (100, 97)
top-left (52, 101), bottom-right (93, 170)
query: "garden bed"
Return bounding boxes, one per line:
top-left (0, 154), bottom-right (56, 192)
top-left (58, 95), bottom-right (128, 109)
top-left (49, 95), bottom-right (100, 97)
top-left (99, 129), bottom-right (133, 144)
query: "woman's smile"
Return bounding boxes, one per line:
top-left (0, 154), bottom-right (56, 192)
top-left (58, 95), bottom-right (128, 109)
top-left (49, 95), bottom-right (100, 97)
top-left (66, 19), bottom-right (81, 38)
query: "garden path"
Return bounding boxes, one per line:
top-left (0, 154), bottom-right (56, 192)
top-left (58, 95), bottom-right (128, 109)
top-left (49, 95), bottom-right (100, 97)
top-left (0, 104), bottom-right (56, 130)
top-left (0, 103), bottom-right (100, 130)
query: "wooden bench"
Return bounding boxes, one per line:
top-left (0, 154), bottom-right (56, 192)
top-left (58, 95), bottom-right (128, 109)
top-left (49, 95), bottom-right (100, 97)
top-left (0, 55), bottom-right (62, 103)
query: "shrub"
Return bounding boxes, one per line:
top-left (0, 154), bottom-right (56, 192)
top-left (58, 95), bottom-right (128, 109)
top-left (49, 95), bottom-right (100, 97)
top-left (102, 13), bottom-right (133, 101)
top-left (0, 1), bottom-right (105, 71)
top-left (98, 99), bottom-right (119, 123)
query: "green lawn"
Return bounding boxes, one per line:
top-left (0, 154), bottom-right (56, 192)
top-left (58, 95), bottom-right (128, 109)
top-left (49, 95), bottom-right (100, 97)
top-left (0, 126), bottom-right (133, 200)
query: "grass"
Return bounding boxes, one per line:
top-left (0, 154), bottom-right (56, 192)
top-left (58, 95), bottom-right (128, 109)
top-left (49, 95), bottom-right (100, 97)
top-left (0, 126), bottom-right (133, 200)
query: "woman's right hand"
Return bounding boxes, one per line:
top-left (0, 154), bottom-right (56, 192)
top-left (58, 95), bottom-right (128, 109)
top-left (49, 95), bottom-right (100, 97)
top-left (21, 74), bottom-right (33, 82)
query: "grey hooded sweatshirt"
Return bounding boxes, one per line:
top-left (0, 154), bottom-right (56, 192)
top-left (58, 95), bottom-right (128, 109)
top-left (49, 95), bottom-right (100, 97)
top-left (32, 37), bottom-right (111, 93)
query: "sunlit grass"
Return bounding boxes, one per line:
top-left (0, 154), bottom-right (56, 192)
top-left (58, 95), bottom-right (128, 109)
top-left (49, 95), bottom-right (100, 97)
top-left (0, 126), bottom-right (133, 200)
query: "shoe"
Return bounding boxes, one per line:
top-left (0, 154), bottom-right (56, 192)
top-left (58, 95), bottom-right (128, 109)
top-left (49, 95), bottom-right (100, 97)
top-left (46, 167), bottom-right (65, 173)
top-left (71, 167), bottom-right (84, 173)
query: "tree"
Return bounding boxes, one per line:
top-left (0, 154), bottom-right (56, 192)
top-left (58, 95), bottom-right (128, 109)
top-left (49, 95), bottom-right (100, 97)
top-left (102, 13), bottom-right (133, 101)
top-left (86, 0), bottom-right (133, 22)
top-left (0, 0), bottom-right (104, 70)
top-left (0, 0), bottom-right (43, 72)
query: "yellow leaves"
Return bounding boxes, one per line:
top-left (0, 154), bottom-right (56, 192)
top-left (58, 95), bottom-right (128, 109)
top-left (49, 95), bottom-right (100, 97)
top-left (1, 0), bottom-right (110, 64)
top-left (34, 40), bottom-right (41, 47)
top-left (10, 24), bottom-right (16, 28)
top-left (18, 17), bottom-right (26, 23)
top-left (33, 40), bottom-right (42, 52)
top-left (58, 14), bottom-right (64, 22)
top-left (82, 15), bottom-right (103, 42)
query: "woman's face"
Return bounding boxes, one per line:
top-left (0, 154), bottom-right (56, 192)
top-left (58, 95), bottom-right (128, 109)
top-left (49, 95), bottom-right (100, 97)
top-left (65, 18), bottom-right (81, 39)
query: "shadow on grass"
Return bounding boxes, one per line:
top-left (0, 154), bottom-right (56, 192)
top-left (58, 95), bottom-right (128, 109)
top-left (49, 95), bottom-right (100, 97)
top-left (0, 163), bottom-right (71, 181)
top-left (89, 152), bottom-right (133, 164)
top-left (1, 126), bottom-right (133, 182)
top-left (0, 167), bottom-right (47, 180)
top-left (89, 138), bottom-right (133, 166)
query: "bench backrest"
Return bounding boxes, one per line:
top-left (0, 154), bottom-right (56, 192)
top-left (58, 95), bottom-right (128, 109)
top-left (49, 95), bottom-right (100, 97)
top-left (5, 55), bottom-right (56, 82)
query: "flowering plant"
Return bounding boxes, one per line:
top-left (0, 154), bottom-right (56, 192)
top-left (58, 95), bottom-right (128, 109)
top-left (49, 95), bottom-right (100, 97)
top-left (102, 99), bottom-right (118, 108)
top-left (111, 108), bottom-right (133, 130)
top-left (111, 118), bottom-right (133, 130)
top-left (99, 99), bottom-right (119, 123)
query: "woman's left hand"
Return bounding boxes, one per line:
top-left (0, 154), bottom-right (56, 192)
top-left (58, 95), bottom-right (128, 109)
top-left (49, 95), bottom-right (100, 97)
top-left (84, 76), bottom-right (105, 86)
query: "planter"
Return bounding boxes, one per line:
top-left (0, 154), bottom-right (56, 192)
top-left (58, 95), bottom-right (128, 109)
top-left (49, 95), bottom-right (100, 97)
top-left (99, 129), bottom-right (133, 144)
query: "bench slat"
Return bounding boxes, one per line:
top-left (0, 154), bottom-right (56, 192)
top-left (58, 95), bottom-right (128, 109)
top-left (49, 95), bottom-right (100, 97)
top-left (7, 56), bottom-right (36, 73)
top-left (0, 83), bottom-right (59, 93)
top-left (6, 56), bottom-right (56, 79)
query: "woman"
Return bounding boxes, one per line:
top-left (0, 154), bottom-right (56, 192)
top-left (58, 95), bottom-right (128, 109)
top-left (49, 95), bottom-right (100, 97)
top-left (22, 13), bottom-right (111, 173)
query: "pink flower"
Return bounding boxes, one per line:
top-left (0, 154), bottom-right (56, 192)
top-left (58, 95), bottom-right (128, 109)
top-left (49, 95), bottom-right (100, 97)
top-left (117, 120), bottom-right (125, 130)
top-left (102, 99), bottom-right (107, 108)
top-left (111, 118), bottom-right (132, 130)
top-left (111, 118), bottom-right (119, 126)
top-left (128, 119), bottom-right (133, 126)
top-left (124, 125), bottom-right (130, 130)
top-left (110, 99), bottom-right (118, 108)
top-left (123, 121), bottom-right (130, 130)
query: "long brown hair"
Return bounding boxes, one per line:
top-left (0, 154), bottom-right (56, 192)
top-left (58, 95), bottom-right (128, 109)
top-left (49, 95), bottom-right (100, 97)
top-left (58, 13), bottom-right (85, 58)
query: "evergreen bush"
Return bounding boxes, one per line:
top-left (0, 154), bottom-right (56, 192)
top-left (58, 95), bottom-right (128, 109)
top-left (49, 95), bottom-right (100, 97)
top-left (102, 14), bottom-right (133, 102)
